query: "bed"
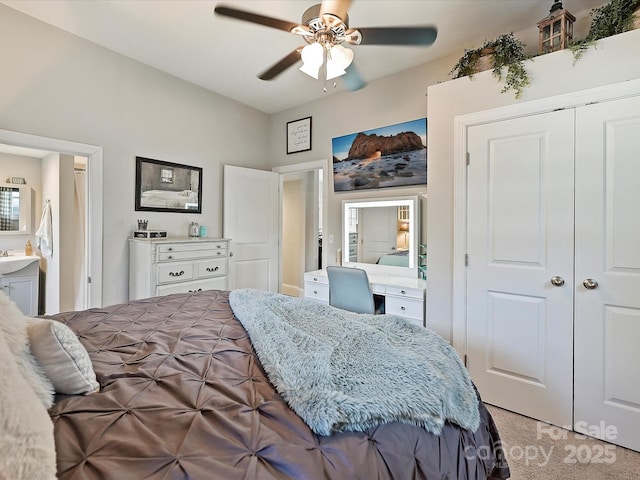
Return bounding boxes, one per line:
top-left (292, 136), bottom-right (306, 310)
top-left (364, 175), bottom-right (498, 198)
top-left (139, 189), bottom-right (198, 209)
top-left (3, 289), bottom-right (510, 479)
top-left (377, 250), bottom-right (410, 267)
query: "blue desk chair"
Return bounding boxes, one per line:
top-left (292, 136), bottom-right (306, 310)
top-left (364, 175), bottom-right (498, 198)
top-left (326, 266), bottom-right (375, 314)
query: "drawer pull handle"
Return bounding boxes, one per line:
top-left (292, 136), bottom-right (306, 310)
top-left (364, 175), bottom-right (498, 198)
top-left (168, 247), bottom-right (173, 251)
top-left (189, 288), bottom-right (203, 293)
top-left (169, 270), bottom-right (185, 277)
top-left (400, 290), bottom-right (406, 295)
top-left (206, 266), bottom-right (219, 272)
top-left (313, 277), bottom-right (318, 281)
top-left (401, 306), bottom-right (406, 310)
top-left (313, 290), bottom-right (318, 295)
top-left (168, 255), bottom-right (173, 260)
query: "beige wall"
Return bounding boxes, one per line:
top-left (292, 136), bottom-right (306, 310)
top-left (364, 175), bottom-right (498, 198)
top-left (0, 4), bottom-right (271, 306)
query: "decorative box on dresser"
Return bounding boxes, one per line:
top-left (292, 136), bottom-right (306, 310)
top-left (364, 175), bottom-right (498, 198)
top-left (304, 269), bottom-right (427, 327)
top-left (129, 237), bottom-right (230, 300)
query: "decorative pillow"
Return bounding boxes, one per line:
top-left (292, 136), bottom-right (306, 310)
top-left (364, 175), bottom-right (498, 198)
top-left (28, 319), bottom-right (99, 395)
top-left (0, 327), bottom-right (57, 480)
top-left (0, 291), bottom-right (54, 409)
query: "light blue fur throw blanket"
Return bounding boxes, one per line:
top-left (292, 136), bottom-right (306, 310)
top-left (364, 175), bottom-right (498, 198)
top-left (229, 288), bottom-right (479, 436)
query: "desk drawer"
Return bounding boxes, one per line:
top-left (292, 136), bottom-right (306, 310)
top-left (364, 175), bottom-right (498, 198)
top-left (304, 282), bottom-right (329, 303)
top-left (385, 285), bottom-right (424, 300)
top-left (385, 296), bottom-right (423, 322)
top-left (157, 262), bottom-right (194, 284)
top-left (304, 272), bottom-right (329, 285)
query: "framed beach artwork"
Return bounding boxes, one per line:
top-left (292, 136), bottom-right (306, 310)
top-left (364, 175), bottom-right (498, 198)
top-left (332, 118), bottom-right (427, 192)
top-left (135, 157), bottom-right (203, 213)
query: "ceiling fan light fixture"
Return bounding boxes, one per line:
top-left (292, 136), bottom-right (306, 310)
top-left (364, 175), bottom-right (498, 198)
top-left (299, 42), bottom-right (324, 79)
top-left (299, 62), bottom-right (320, 79)
top-left (325, 63), bottom-right (346, 80)
top-left (329, 44), bottom-right (353, 68)
top-left (325, 44), bottom-right (352, 80)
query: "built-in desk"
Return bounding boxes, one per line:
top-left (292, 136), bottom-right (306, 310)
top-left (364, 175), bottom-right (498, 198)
top-left (303, 269), bottom-right (427, 327)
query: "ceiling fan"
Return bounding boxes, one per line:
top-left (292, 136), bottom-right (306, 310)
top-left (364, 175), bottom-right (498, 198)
top-left (214, 0), bottom-right (437, 91)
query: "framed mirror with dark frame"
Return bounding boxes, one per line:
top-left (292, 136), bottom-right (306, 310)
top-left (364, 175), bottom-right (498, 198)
top-left (135, 156), bottom-right (203, 213)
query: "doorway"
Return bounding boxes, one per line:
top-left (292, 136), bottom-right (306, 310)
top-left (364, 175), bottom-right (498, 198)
top-left (0, 129), bottom-right (103, 311)
top-left (273, 160), bottom-right (329, 297)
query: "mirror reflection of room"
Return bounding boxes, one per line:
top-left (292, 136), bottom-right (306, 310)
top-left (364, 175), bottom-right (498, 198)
top-left (0, 185), bottom-right (32, 234)
top-left (347, 205), bottom-right (411, 267)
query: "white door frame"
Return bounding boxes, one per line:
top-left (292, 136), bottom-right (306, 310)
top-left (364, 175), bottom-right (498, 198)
top-left (0, 129), bottom-right (103, 308)
top-left (452, 78), bottom-right (640, 355)
top-left (273, 159), bottom-right (330, 294)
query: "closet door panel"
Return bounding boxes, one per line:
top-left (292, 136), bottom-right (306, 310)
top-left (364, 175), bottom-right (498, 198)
top-left (466, 109), bottom-right (575, 427)
top-left (575, 95), bottom-right (640, 452)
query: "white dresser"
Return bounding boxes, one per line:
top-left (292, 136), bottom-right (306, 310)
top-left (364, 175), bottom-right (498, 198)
top-left (304, 269), bottom-right (427, 327)
top-left (129, 237), bottom-right (230, 300)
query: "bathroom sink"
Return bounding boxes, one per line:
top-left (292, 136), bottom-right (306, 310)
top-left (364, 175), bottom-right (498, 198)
top-left (0, 255), bottom-right (39, 275)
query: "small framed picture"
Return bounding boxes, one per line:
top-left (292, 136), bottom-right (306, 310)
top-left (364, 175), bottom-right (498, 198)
top-left (287, 116), bottom-right (312, 154)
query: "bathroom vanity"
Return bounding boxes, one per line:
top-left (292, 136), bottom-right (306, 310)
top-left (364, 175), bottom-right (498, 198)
top-left (0, 255), bottom-right (39, 316)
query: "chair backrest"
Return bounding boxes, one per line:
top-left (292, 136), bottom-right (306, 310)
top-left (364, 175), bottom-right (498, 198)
top-left (326, 266), bottom-right (375, 314)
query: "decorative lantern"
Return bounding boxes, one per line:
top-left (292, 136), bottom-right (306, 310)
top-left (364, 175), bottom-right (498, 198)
top-left (537, 0), bottom-right (576, 53)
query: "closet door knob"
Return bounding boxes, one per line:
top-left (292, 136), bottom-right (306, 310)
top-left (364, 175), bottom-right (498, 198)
top-left (583, 278), bottom-right (599, 290)
top-left (550, 276), bottom-right (565, 287)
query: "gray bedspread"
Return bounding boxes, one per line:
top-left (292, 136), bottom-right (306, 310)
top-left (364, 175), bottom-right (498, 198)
top-left (48, 290), bottom-right (510, 480)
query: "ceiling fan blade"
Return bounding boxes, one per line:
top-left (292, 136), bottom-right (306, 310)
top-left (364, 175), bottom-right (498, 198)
top-left (214, 5), bottom-right (300, 33)
top-left (320, 0), bottom-right (351, 22)
top-left (258, 48), bottom-right (303, 81)
top-left (348, 26), bottom-right (438, 46)
top-left (342, 63), bottom-right (366, 91)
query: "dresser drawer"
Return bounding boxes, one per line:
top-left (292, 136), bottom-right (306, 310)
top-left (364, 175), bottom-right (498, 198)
top-left (385, 296), bottom-right (423, 322)
top-left (304, 282), bottom-right (329, 303)
top-left (157, 242), bottom-right (226, 261)
top-left (157, 262), bottom-right (194, 284)
top-left (129, 238), bottom-right (229, 301)
top-left (156, 276), bottom-right (227, 296)
top-left (196, 258), bottom-right (227, 278)
top-left (157, 242), bottom-right (224, 254)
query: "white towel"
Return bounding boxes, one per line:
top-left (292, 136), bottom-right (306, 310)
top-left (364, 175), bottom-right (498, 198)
top-left (36, 201), bottom-right (53, 259)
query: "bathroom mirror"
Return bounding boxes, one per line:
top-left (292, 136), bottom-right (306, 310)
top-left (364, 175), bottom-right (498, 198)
top-left (342, 196), bottom-right (418, 278)
top-left (0, 185), bottom-right (32, 234)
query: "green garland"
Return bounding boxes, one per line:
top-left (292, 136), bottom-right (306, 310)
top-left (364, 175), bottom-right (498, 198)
top-left (449, 33), bottom-right (531, 99)
top-left (570, 0), bottom-right (640, 61)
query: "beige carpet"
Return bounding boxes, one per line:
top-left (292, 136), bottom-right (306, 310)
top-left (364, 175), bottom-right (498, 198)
top-left (487, 405), bottom-right (640, 479)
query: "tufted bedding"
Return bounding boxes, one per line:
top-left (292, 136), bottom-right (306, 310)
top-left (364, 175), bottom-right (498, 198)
top-left (47, 290), bottom-right (510, 480)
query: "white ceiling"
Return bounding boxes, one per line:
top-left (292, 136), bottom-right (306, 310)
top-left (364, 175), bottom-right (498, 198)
top-left (1, 0), bottom-right (604, 114)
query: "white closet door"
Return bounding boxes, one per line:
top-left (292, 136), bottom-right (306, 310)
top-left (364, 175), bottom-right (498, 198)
top-left (574, 96), bottom-right (640, 451)
top-left (466, 110), bottom-right (575, 427)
